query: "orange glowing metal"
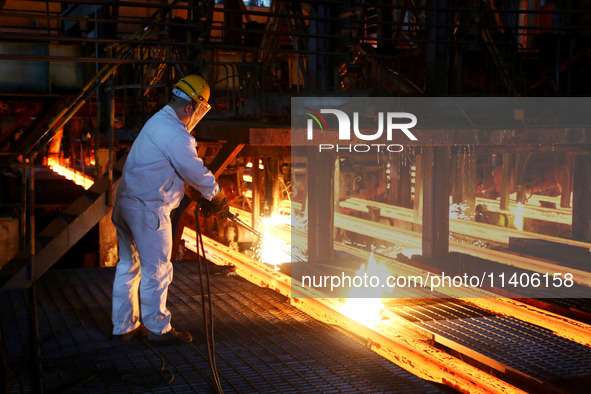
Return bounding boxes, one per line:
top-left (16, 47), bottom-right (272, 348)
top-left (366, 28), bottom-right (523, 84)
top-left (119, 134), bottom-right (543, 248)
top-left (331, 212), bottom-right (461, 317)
top-left (245, 161), bottom-right (264, 169)
top-left (47, 158), bottom-right (94, 190)
top-left (256, 215), bottom-right (293, 269)
top-left (180, 208), bottom-right (591, 392)
top-left (188, 233), bottom-right (526, 394)
top-left (341, 252), bottom-right (384, 328)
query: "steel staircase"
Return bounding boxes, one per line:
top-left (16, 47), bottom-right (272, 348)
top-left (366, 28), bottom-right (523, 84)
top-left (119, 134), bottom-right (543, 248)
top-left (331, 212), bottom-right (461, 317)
top-left (0, 154), bottom-right (126, 289)
top-left (0, 1), bottom-right (186, 289)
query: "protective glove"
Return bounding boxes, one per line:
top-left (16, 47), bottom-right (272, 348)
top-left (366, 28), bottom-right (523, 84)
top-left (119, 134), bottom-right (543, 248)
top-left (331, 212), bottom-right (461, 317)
top-left (200, 189), bottom-right (229, 225)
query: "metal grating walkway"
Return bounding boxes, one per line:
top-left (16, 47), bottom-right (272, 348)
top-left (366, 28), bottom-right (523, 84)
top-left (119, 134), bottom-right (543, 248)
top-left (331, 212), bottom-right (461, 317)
top-left (1, 262), bottom-right (445, 393)
top-left (392, 300), bottom-right (591, 385)
top-left (415, 315), bottom-right (591, 382)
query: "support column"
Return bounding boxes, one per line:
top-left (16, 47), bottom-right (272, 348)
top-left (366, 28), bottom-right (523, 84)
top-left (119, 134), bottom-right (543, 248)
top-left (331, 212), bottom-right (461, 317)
top-left (263, 157), bottom-right (281, 215)
top-left (376, 0), bottom-right (393, 55)
top-left (500, 153), bottom-right (512, 211)
top-left (425, 0), bottom-right (452, 95)
top-left (252, 157), bottom-right (261, 231)
top-left (386, 155), bottom-right (399, 205)
top-left (422, 146), bottom-right (450, 259)
top-left (451, 147), bottom-right (476, 218)
top-left (99, 75), bottom-right (117, 267)
top-left (413, 151), bottom-right (424, 223)
top-left (308, 3), bottom-right (337, 91)
top-left (97, 148), bottom-right (117, 267)
top-left (388, 154), bottom-right (413, 208)
top-left (514, 153), bottom-right (529, 205)
top-left (573, 154), bottom-right (591, 242)
top-left (307, 150), bottom-right (334, 264)
top-left (398, 157), bottom-right (413, 208)
top-left (334, 156), bottom-right (341, 213)
top-left (272, 158), bottom-right (281, 214)
top-left (559, 153), bottom-right (574, 209)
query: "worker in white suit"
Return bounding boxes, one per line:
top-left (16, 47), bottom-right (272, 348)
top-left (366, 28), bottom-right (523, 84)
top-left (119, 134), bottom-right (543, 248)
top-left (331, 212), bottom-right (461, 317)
top-left (111, 75), bottom-right (228, 345)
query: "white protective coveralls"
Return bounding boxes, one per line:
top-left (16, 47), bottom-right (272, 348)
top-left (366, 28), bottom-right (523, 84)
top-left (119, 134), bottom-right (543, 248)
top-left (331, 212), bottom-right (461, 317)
top-left (112, 104), bottom-right (219, 335)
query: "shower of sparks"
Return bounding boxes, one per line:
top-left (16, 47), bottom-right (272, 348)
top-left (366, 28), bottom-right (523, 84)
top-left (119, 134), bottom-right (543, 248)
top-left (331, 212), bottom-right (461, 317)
top-left (251, 212), bottom-right (294, 269)
top-left (449, 202), bottom-right (475, 221)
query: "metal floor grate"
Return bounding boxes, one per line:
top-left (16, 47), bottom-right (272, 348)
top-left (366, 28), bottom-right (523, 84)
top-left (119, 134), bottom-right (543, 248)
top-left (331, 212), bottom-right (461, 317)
top-left (1, 262), bottom-right (444, 393)
top-left (415, 314), bottom-right (591, 383)
top-left (388, 298), bottom-right (495, 323)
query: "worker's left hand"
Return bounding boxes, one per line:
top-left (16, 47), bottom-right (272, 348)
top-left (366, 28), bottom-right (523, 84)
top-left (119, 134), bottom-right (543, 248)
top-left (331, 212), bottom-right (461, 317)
top-left (201, 189), bottom-right (229, 225)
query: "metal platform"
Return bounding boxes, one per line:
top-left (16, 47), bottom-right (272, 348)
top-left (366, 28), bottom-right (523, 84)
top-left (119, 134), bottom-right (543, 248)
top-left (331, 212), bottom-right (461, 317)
top-left (0, 262), bottom-right (445, 393)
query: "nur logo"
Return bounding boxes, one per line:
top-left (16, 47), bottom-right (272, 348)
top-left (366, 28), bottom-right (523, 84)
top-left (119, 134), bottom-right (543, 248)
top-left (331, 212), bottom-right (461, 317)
top-left (304, 107), bottom-right (328, 137)
top-left (305, 108), bottom-right (418, 142)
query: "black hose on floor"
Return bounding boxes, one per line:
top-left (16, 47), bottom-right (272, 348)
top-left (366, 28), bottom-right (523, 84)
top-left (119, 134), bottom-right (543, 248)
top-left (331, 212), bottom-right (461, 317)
top-left (195, 202), bottom-right (224, 394)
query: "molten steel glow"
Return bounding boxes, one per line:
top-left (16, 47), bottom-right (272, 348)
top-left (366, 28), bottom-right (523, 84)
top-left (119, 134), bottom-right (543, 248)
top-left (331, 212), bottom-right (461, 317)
top-left (340, 252), bottom-right (384, 328)
top-left (252, 212), bottom-right (293, 269)
top-left (47, 158), bottom-right (94, 190)
top-left (514, 202), bottom-right (523, 231)
top-left (245, 161), bottom-right (264, 169)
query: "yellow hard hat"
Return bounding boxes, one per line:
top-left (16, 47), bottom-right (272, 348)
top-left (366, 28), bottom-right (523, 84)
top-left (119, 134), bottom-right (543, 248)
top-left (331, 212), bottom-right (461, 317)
top-left (175, 74), bottom-right (210, 105)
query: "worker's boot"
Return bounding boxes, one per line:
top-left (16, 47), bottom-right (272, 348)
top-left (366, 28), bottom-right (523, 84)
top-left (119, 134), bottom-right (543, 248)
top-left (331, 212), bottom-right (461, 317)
top-left (114, 324), bottom-right (149, 341)
top-left (147, 327), bottom-right (193, 345)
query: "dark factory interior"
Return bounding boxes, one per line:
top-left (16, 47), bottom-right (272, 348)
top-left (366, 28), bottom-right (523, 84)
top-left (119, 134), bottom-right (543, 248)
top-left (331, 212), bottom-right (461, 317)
top-left (2, 0), bottom-right (591, 393)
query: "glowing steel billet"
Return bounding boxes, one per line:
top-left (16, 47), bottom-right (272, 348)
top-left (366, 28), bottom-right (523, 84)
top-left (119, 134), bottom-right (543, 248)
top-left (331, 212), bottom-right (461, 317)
top-left (334, 212), bottom-right (422, 246)
top-left (182, 229), bottom-right (525, 394)
top-left (183, 224), bottom-right (591, 351)
top-left (264, 221), bottom-right (591, 348)
top-left (464, 298), bottom-right (591, 348)
top-left (340, 197), bottom-right (591, 251)
top-left (47, 160), bottom-right (94, 190)
top-left (333, 212), bottom-right (591, 287)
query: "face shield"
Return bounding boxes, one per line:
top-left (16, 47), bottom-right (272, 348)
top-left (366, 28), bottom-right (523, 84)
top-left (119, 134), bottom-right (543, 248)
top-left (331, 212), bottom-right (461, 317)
top-left (187, 99), bottom-right (211, 132)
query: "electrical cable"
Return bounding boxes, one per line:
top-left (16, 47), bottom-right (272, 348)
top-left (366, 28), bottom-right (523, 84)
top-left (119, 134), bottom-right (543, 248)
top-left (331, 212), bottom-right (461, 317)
top-left (195, 202), bottom-right (224, 394)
